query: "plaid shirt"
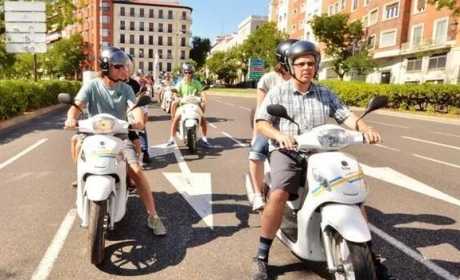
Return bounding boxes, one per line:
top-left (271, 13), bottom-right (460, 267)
top-left (255, 80), bottom-right (351, 150)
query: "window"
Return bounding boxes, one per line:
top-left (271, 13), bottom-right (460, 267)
top-left (182, 11), bottom-right (187, 20)
top-left (129, 48), bottom-right (134, 57)
top-left (158, 36), bottom-right (163, 46)
top-left (364, 0), bottom-right (369, 6)
top-left (139, 49), bottom-right (144, 58)
top-left (428, 53), bottom-right (447, 70)
top-left (139, 22), bottom-right (144, 31)
top-left (101, 16), bottom-right (109, 24)
top-left (367, 34), bottom-right (376, 49)
top-left (120, 20), bottom-right (125, 30)
top-left (149, 22), bottom-right (154, 32)
top-left (328, 4), bottom-right (334, 15)
top-left (148, 62), bottom-right (153, 71)
top-left (140, 8), bottom-right (144, 17)
top-left (101, 29), bottom-right (109, 37)
top-left (362, 15), bottom-right (369, 27)
top-left (180, 50), bottom-right (185, 59)
top-left (352, 0), bottom-right (358, 10)
top-left (167, 62), bottom-right (172, 72)
top-left (139, 35), bottom-right (144, 45)
top-left (120, 7), bottom-right (125, 16)
top-left (425, 79), bottom-right (444, 84)
top-left (130, 21), bottom-right (135, 31)
top-left (167, 37), bottom-right (172, 46)
top-left (168, 10), bottom-right (173, 19)
top-left (181, 37), bottom-right (186, 47)
top-left (158, 49), bottom-right (163, 59)
top-left (414, 0), bottom-right (426, 13)
top-left (380, 29), bottom-right (396, 47)
top-left (158, 23), bottom-right (163, 32)
top-left (149, 49), bottom-right (153, 58)
top-left (181, 24), bottom-right (187, 33)
top-left (168, 24), bottom-right (173, 33)
top-left (129, 34), bottom-right (135, 44)
top-left (149, 9), bottom-right (154, 18)
top-left (407, 57), bottom-right (422, 71)
top-left (130, 7), bottom-right (135, 17)
top-left (411, 25), bottom-right (423, 47)
top-left (381, 71), bottom-right (391, 84)
top-left (433, 18), bottom-right (448, 45)
top-left (139, 61), bottom-right (144, 71)
top-left (167, 49), bottom-right (172, 59)
top-left (149, 35), bottom-right (153, 45)
top-left (369, 9), bottom-right (378, 25)
top-left (120, 34), bottom-right (125, 44)
top-left (159, 62), bottom-right (163, 71)
top-left (159, 9), bottom-right (164, 19)
top-left (384, 2), bottom-right (399, 19)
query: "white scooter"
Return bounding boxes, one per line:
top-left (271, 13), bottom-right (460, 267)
top-left (177, 95), bottom-right (204, 153)
top-left (246, 96), bottom-right (387, 279)
top-left (59, 93), bottom-right (150, 265)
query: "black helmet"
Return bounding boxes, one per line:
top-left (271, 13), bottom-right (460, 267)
top-left (99, 47), bottom-right (130, 74)
top-left (275, 39), bottom-right (298, 69)
top-left (182, 63), bottom-right (194, 73)
top-left (285, 40), bottom-right (321, 76)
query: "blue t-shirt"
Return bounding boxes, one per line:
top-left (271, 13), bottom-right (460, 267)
top-left (75, 78), bottom-right (135, 121)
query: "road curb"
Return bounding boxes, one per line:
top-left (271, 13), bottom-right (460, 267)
top-left (0, 104), bottom-right (65, 132)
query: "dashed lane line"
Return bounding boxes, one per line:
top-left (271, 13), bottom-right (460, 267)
top-left (0, 138), bottom-right (48, 171)
top-left (402, 136), bottom-right (460, 151)
top-left (222, 131), bottom-right (249, 147)
top-left (413, 153), bottom-right (460, 169)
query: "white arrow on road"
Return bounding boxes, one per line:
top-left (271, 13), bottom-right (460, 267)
top-left (361, 164), bottom-right (460, 207)
top-left (155, 144), bottom-right (213, 228)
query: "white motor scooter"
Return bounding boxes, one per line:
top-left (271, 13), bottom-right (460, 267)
top-left (246, 96), bottom-right (387, 279)
top-left (177, 95), bottom-right (204, 153)
top-left (59, 93), bottom-right (150, 265)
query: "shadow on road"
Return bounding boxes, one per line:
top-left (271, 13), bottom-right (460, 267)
top-left (366, 206), bottom-right (460, 279)
top-left (98, 191), bottom-right (251, 276)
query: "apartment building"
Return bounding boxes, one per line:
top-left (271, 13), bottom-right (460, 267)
top-left (67, 0), bottom-right (192, 74)
top-left (269, 0), bottom-right (460, 84)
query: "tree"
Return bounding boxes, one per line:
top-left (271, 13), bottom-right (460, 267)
top-left (240, 22), bottom-right (287, 69)
top-left (310, 13), bottom-right (376, 79)
top-left (206, 51), bottom-right (239, 85)
top-left (46, 0), bottom-right (76, 32)
top-left (189, 36), bottom-right (211, 69)
top-left (45, 34), bottom-right (86, 79)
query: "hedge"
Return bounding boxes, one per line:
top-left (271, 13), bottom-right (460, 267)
top-left (319, 80), bottom-right (460, 114)
top-left (0, 80), bottom-right (81, 120)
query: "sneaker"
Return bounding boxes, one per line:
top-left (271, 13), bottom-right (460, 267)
top-left (252, 193), bottom-right (265, 211)
top-left (166, 139), bottom-right (176, 147)
top-left (252, 257), bottom-right (268, 280)
top-left (147, 215), bottom-right (167, 236)
top-left (200, 140), bottom-right (212, 149)
top-left (71, 180), bottom-right (77, 188)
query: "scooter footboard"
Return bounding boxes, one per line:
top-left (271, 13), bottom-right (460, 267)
top-left (85, 175), bottom-right (115, 201)
top-left (320, 204), bottom-right (371, 243)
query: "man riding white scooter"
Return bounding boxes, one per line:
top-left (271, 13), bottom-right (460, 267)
top-left (251, 40), bottom-right (392, 279)
top-left (64, 47), bottom-right (167, 236)
top-left (166, 63), bottom-right (211, 148)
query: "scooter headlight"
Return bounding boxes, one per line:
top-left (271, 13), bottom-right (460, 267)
top-left (92, 116), bottom-right (115, 134)
top-left (317, 128), bottom-right (351, 149)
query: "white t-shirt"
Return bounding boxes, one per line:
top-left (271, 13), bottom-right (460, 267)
top-left (257, 71), bottom-right (285, 93)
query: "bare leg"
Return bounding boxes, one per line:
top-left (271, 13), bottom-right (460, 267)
top-left (260, 189), bottom-right (289, 239)
top-left (127, 164), bottom-right (157, 216)
top-left (249, 159), bottom-right (265, 194)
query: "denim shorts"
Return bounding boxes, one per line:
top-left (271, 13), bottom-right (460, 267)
top-left (248, 134), bottom-right (269, 161)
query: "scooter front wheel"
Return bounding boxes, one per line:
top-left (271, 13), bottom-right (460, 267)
top-left (88, 200), bottom-right (107, 265)
top-left (187, 127), bottom-right (197, 153)
top-left (330, 231), bottom-right (376, 280)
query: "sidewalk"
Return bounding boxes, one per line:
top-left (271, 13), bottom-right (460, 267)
top-left (0, 104), bottom-right (65, 132)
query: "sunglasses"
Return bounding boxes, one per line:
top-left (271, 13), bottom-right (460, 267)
top-left (292, 61), bottom-right (316, 68)
top-left (184, 71), bottom-right (193, 74)
top-left (113, 64), bottom-right (127, 69)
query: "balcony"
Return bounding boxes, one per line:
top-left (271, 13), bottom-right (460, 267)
top-left (400, 39), bottom-right (455, 55)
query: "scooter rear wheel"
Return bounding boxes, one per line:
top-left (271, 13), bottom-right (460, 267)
top-left (187, 127), bottom-right (197, 153)
top-left (89, 200), bottom-right (107, 265)
top-left (330, 231), bottom-right (376, 280)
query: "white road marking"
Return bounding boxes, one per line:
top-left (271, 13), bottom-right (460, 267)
top-left (433, 131), bottom-right (460, 138)
top-left (413, 153), bottom-right (460, 169)
top-left (222, 131), bottom-right (249, 147)
top-left (402, 136), bottom-right (460, 151)
top-left (163, 147), bottom-right (213, 228)
top-left (375, 144), bottom-right (400, 152)
top-left (0, 138), bottom-right (48, 171)
top-left (366, 120), bottom-right (409, 129)
top-left (31, 209), bottom-right (77, 280)
top-left (361, 164), bottom-right (460, 207)
top-left (369, 224), bottom-right (458, 280)
top-left (209, 123), bottom-right (217, 128)
top-left (239, 106), bottom-right (252, 111)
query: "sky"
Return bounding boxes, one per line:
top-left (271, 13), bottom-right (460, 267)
top-left (180, 0), bottom-right (269, 43)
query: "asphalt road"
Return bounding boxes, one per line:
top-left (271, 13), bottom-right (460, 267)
top-left (0, 94), bottom-right (459, 280)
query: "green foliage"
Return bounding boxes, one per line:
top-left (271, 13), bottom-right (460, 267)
top-left (310, 14), bottom-right (375, 79)
top-left (0, 79), bottom-right (81, 120)
top-left (428, 0), bottom-right (460, 15)
top-left (319, 80), bottom-right (460, 114)
top-left (45, 34), bottom-right (86, 78)
top-left (46, 0), bottom-right (76, 32)
top-left (189, 36), bottom-right (211, 69)
top-left (206, 51), bottom-right (239, 85)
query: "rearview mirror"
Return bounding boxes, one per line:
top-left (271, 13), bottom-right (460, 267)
top-left (58, 93), bottom-right (73, 105)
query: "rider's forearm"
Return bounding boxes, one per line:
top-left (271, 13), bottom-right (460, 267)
top-left (256, 89), bottom-right (266, 109)
top-left (131, 107), bottom-right (145, 130)
top-left (66, 102), bottom-right (83, 120)
top-left (344, 112), bottom-right (371, 132)
top-left (256, 120), bottom-right (281, 140)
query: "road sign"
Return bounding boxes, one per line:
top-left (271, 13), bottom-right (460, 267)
top-left (247, 58), bottom-right (265, 80)
top-left (4, 1), bottom-right (47, 54)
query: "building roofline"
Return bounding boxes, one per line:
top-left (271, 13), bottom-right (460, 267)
top-left (113, 1), bottom-right (192, 11)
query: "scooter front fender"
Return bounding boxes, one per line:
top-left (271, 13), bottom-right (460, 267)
top-left (85, 175), bottom-right (115, 201)
top-left (185, 118), bottom-right (198, 128)
top-left (321, 204), bottom-right (371, 243)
